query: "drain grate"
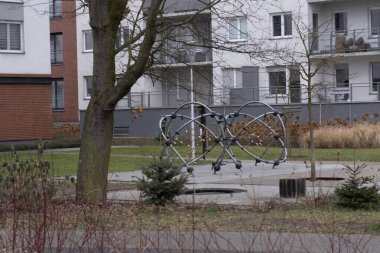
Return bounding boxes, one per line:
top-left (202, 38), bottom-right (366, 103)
top-left (182, 188), bottom-right (247, 195)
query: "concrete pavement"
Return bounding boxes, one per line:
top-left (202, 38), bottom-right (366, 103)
top-left (107, 160), bottom-right (380, 205)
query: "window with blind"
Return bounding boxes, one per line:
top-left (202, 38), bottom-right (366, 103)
top-left (0, 22), bottom-right (21, 52)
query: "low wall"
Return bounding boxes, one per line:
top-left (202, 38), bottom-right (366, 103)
top-left (80, 102), bottom-right (380, 138)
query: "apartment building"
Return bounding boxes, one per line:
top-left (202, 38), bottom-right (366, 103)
top-left (49, 0), bottom-right (79, 124)
top-left (76, 0), bottom-right (380, 136)
top-left (0, 0), bottom-right (52, 142)
top-left (310, 0), bottom-right (380, 102)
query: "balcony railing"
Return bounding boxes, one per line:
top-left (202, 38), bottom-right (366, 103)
top-left (311, 28), bottom-right (380, 55)
top-left (115, 83), bottom-right (380, 109)
top-left (156, 42), bottom-right (212, 65)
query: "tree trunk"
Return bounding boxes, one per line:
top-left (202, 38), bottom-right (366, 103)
top-left (76, 100), bottom-right (114, 203)
top-left (307, 81), bottom-right (316, 181)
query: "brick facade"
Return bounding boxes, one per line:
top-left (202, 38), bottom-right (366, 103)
top-left (50, 1), bottom-right (79, 123)
top-left (0, 82), bottom-right (53, 141)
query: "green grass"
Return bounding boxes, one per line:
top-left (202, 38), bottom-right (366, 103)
top-left (1, 146), bottom-right (380, 177)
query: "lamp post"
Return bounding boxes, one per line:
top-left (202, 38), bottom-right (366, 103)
top-left (190, 65), bottom-right (195, 160)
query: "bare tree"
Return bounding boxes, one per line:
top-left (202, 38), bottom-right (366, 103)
top-left (76, 0), bottom-right (265, 202)
top-left (257, 2), bottom-right (338, 181)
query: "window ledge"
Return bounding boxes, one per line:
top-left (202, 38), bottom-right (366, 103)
top-left (83, 50), bottom-right (93, 53)
top-left (0, 50), bottom-right (24, 54)
top-left (53, 108), bottom-right (65, 112)
top-left (270, 36), bottom-right (293, 40)
top-left (51, 62), bottom-right (64, 66)
top-left (227, 39), bottom-right (248, 43)
top-left (265, 94), bottom-right (287, 98)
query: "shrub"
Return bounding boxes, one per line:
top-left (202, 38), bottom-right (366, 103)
top-left (135, 157), bottom-right (188, 206)
top-left (0, 143), bottom-right (55, 209)
top-left (335, 164), bottom-right (380, 210)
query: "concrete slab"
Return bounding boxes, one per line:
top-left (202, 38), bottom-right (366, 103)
top-left (108, 161), bottom-right (380, 204)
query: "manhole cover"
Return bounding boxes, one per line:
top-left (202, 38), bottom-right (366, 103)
top-left (182, 188), bottom-right (247, 195)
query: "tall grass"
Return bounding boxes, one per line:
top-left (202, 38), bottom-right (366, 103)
top-left (301, 123), bottom-right (380, 148)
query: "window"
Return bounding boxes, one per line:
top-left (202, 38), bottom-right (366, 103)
top-left (50, 33), bottom-right (63, 64)
top-left (0, 22), bottom-right (21, 51)
top-left (222, 68), bottom-right (242, 88)
top-left (123, 27), bottom-right (130, 44)
top-left (370, 8), bottom-right (380, 35)
top-left (116, 27), bottom-right (130, 48)
top-left (272, 13), bottom-right (292, 37)
top-left (334, 12), bottom-right (347, 34)
top-left (228, 17), bottom-right (247, 40)
top-left (335, 64), bottom-right (349, 87)
top-left (83, 30), bottom-right (93, 51)
top-left (269, 71), bottom-right (286, 94)
top-left (84, 76), bottom-right (93, 98)
top-left (49, 0), bottom-right (62, 19)
top-left (371, 63), bottom-right (380, 92)
top-left (52, 79), bottom-right (64, 110)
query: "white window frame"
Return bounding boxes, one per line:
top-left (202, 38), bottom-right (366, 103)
top-left (83, 30), bottom-right (93, 52)
top-left (267, 67), bottom-right (287, 95)
top-left (270, 12), bottom-right (292, 38)
top-left (369, 7), bottom-right (380, 37)
top-left (222, 68), bottom-right (243, 88)
top-left (334, 11), bottom-right (348, 35)
top-left (49, 0), bottom-right (62, 19)
top-left (84, 76), bottom-right (93, 99)
top-left (370, 62), bottom-right (380, 93)
top-left (335, 64), bottom-right (349, 88)
top-left (228, 17), bottom-right (248, 41)
top-left (0, 21), bottom-right (23, 53)
top-left (52, 79), bottom-right (64, 110)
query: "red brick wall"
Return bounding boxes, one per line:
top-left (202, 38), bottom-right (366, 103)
top-left (0, 84), bottom-right (53, 141)
top-left (50, 0), bottom-right (79, 123)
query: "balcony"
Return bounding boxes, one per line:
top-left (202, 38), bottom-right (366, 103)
top-left (156, 42), bottom-right (212, 65)
top-left (311, 28), bottom-right (380, 56)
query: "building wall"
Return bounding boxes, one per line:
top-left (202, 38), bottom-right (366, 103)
top-left (0, 78), bottom-right (52, 141)
top-left (0, 0), bottom-right (52, 142)
top-left (75, 0), bottom-right (150, 111)
top-left (0, 0), bottom-right (50, 75)
top-left (80, 102), bottom-right (380, 138)
top-left (50, 0), bottom-right (79, 123)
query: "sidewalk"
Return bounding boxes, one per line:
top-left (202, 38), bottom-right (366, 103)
top-left (107, 161), bottom-right (380, 205)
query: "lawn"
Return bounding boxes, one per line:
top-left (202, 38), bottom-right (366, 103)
top-left (1, 145), bottom-right (380, 176)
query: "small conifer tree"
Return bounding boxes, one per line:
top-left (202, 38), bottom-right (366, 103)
top-left (136, 157), bottom-right (188, 206)
top-left (335, 164), bottom-right (380, 209)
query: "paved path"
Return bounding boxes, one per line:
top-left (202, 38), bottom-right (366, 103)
top-left (107, 161), bottom-right (380, 205)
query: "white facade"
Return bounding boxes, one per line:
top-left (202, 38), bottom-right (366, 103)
top-left (310, 0), bottom-right (380, 102)
top-left (75, 1), bottom-right (159, 111)
top-left (0, 0), bottom-right (50, 75)
top-left (76, 0), bottom-right (380, 111)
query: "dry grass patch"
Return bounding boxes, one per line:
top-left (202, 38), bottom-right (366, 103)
top-left (301, 123), bottom-right (380, 148)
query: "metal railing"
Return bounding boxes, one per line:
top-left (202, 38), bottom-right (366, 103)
top-left (114, 83), bottom-right (380, 109)
top-left (311, 27), bottom-right (380, 55)
top-left (156, 43), bottom-right (212, 65)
